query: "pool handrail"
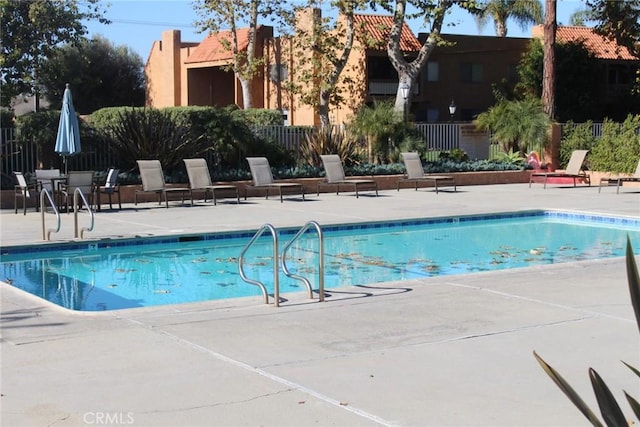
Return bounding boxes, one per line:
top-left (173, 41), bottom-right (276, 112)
top-left (281, 220), bottom-right (325, 302)
top-left (73, 188), bottom-right (94, 239)
top-left (40, 188), bottom-right (61, 241)
top-left (238, 223), bottom-right (278, 305)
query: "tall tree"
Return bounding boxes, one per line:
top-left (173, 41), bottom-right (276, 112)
top-left (386, 0), bottom-right (476, 116)
top-left (285, 2), bottom-right (368, 128)
top-left (194, 0), bottom-right (272, 110)
top-left (473, 0), bottom-right (543, 37)
top-left (586, 0), bottom-right (640, 58)
top-left (541, 0), bottom-right (556, 119)
top-left (516, 39), bottom-right (601, 121)
top-left (0, 0), bottom-right (108, 110)
top-left (38, 36), bottom-right (145, 114)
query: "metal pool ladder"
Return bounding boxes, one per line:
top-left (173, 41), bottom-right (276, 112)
top-left (73, 188), bottom-right (95, 238)
top-left (281, 220), bottom-right (325, 303)
top-left (39, 188), bottom-right (95, 240)
top-left (40, 188), bottom-right (61, 240)
top-left (238, 221), bottom-right (325, 307)
top-left (238, 224), bottom-right (278, 305)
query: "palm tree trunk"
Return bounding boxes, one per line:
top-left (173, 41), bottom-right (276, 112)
top-left (541, 0), bottom-right (556, 120)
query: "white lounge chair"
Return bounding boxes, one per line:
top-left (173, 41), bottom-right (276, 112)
top-left (184, 158), bottom-right (239, 205)
top-left (59, 170), bottom-right (95, 212)
top-left (397, 152), bottom-right (456, 193)
top-left (529, 150), bottom-right (590, 189)
top-left (135, 160), bottom-right (191, 208)
top-left (245, 157), bottom-right (305, 202)
top-left (599, 159), bottom-right (640, 194)
top-left (35, 168), bottom-right (63, 193)
top-left (318, 154), bottom-right (378, 198)
top-left (13, 171), bottom-right (39, 215)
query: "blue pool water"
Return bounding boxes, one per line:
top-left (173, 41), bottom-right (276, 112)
top-left (2, 210), bottom-right (639, 312)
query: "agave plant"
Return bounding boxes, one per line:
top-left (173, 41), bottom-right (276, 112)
top-left (534, 236), bottom-right (640, 426)
top-left (104, 108), bottom-right (209, 173)
top-left (299, 126), bottom-right (361, 167)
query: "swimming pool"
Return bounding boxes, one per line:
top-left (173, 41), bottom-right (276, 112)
top-left (2, 210), bottom-right (639, 312)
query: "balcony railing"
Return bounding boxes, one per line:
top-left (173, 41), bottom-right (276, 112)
top-left (368, 81), bottom-right (419, 96)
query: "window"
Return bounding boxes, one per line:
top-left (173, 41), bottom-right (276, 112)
top-left (426, 108), bottom-right (440, 123)
top-left (269, 64), bottom-right (288, 83)
top-left (426, 62), bottom-right (439, 82)
top-left (461, 63), bottom-right (483, 83)
top-left (608, 64), bottom-right (631, 85)
top-left (367, 57), bottom-right (397, 79)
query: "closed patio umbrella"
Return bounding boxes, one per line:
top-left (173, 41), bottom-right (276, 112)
top-left (54, 83), bottom-right (81, 174)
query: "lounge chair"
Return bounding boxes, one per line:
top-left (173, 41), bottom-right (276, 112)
top-left (184, 158), bottom-right (239, 205)
top-left (59, 170), bottom-right (95, 213)
top-left (245, 157), bottom-right (305, 202)
top-left (397, 152), bottom-right (456, 193)
top-left (35, 168), bottom-right (63, 193)
top-left (14, 171), bottom-right (39, 215)
top-left (317, 154), bottom-right (378, 198)
top-left (95, 168), bottom-right (122, 211)
top-left (529, 150), bottom-right (590, 189)
top-left (599, 159), bottom-right (640, 194)
top-left (135, 160), bottom-right (191, 208)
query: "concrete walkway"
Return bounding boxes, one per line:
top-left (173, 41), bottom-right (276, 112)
top-left (1, 183), bottom-right (639, 426)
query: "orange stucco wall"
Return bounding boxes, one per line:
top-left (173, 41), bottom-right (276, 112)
top-left (145, 17), bottom-right (529, 127)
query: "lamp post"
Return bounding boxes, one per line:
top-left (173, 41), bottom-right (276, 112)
top-left (400, 82), bottom-right (410, 122)
top-left (449, 99), bottom-right (456, 122)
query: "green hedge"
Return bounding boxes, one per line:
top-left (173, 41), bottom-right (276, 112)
top-left (561, 115), bottom-right (640, 173)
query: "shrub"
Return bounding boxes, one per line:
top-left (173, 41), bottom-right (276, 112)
top-left (560, 121), bottom-right (598, 168)
top-left (87, 106), bottom-right (278, 172)
top-left (590, 115), bottom-right (640, 174)
top-left (388, 127), bottom-right (426, 163)
top-left (492, 148), bottom-right (526, 166)
top-left (101, 107), bottom-right (208, 173)
top-left (236, 108), bottom-right (285, 126)
top-left (439, 148), bottom-right (469, 163)
top-left (16, 110), bottom-right (99, 169)
top-left (348, 100), bottom-right (404, 164)
top-left (1, 108), bottom-right (15, 128)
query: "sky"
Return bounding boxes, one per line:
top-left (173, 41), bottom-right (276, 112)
top-left (83, 0), bottom-right (587, 60)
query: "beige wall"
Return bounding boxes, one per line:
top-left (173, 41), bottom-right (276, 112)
top-left (147, 28), bottom-right (270, 111)
top-left (146, 30), bottom-right (200, 108)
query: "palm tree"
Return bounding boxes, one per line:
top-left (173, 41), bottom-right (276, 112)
top-left (473, 0), bottom-right (543, 37)
top-left (474, 97), bottom-right (551, 155)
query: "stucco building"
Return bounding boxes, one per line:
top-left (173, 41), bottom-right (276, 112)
top-left (144, 11), bottom-right (637, 126)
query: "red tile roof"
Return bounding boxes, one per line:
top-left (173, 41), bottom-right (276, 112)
top-left (185, 27), bottom-right (253, 64)
top-left (354, 14), bottom-right (422, 52)
top-left (532, 25), bottom-right (636, 60)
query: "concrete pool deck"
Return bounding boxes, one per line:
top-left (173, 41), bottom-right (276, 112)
top-left (1, 183), bottom-right (639, 426)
